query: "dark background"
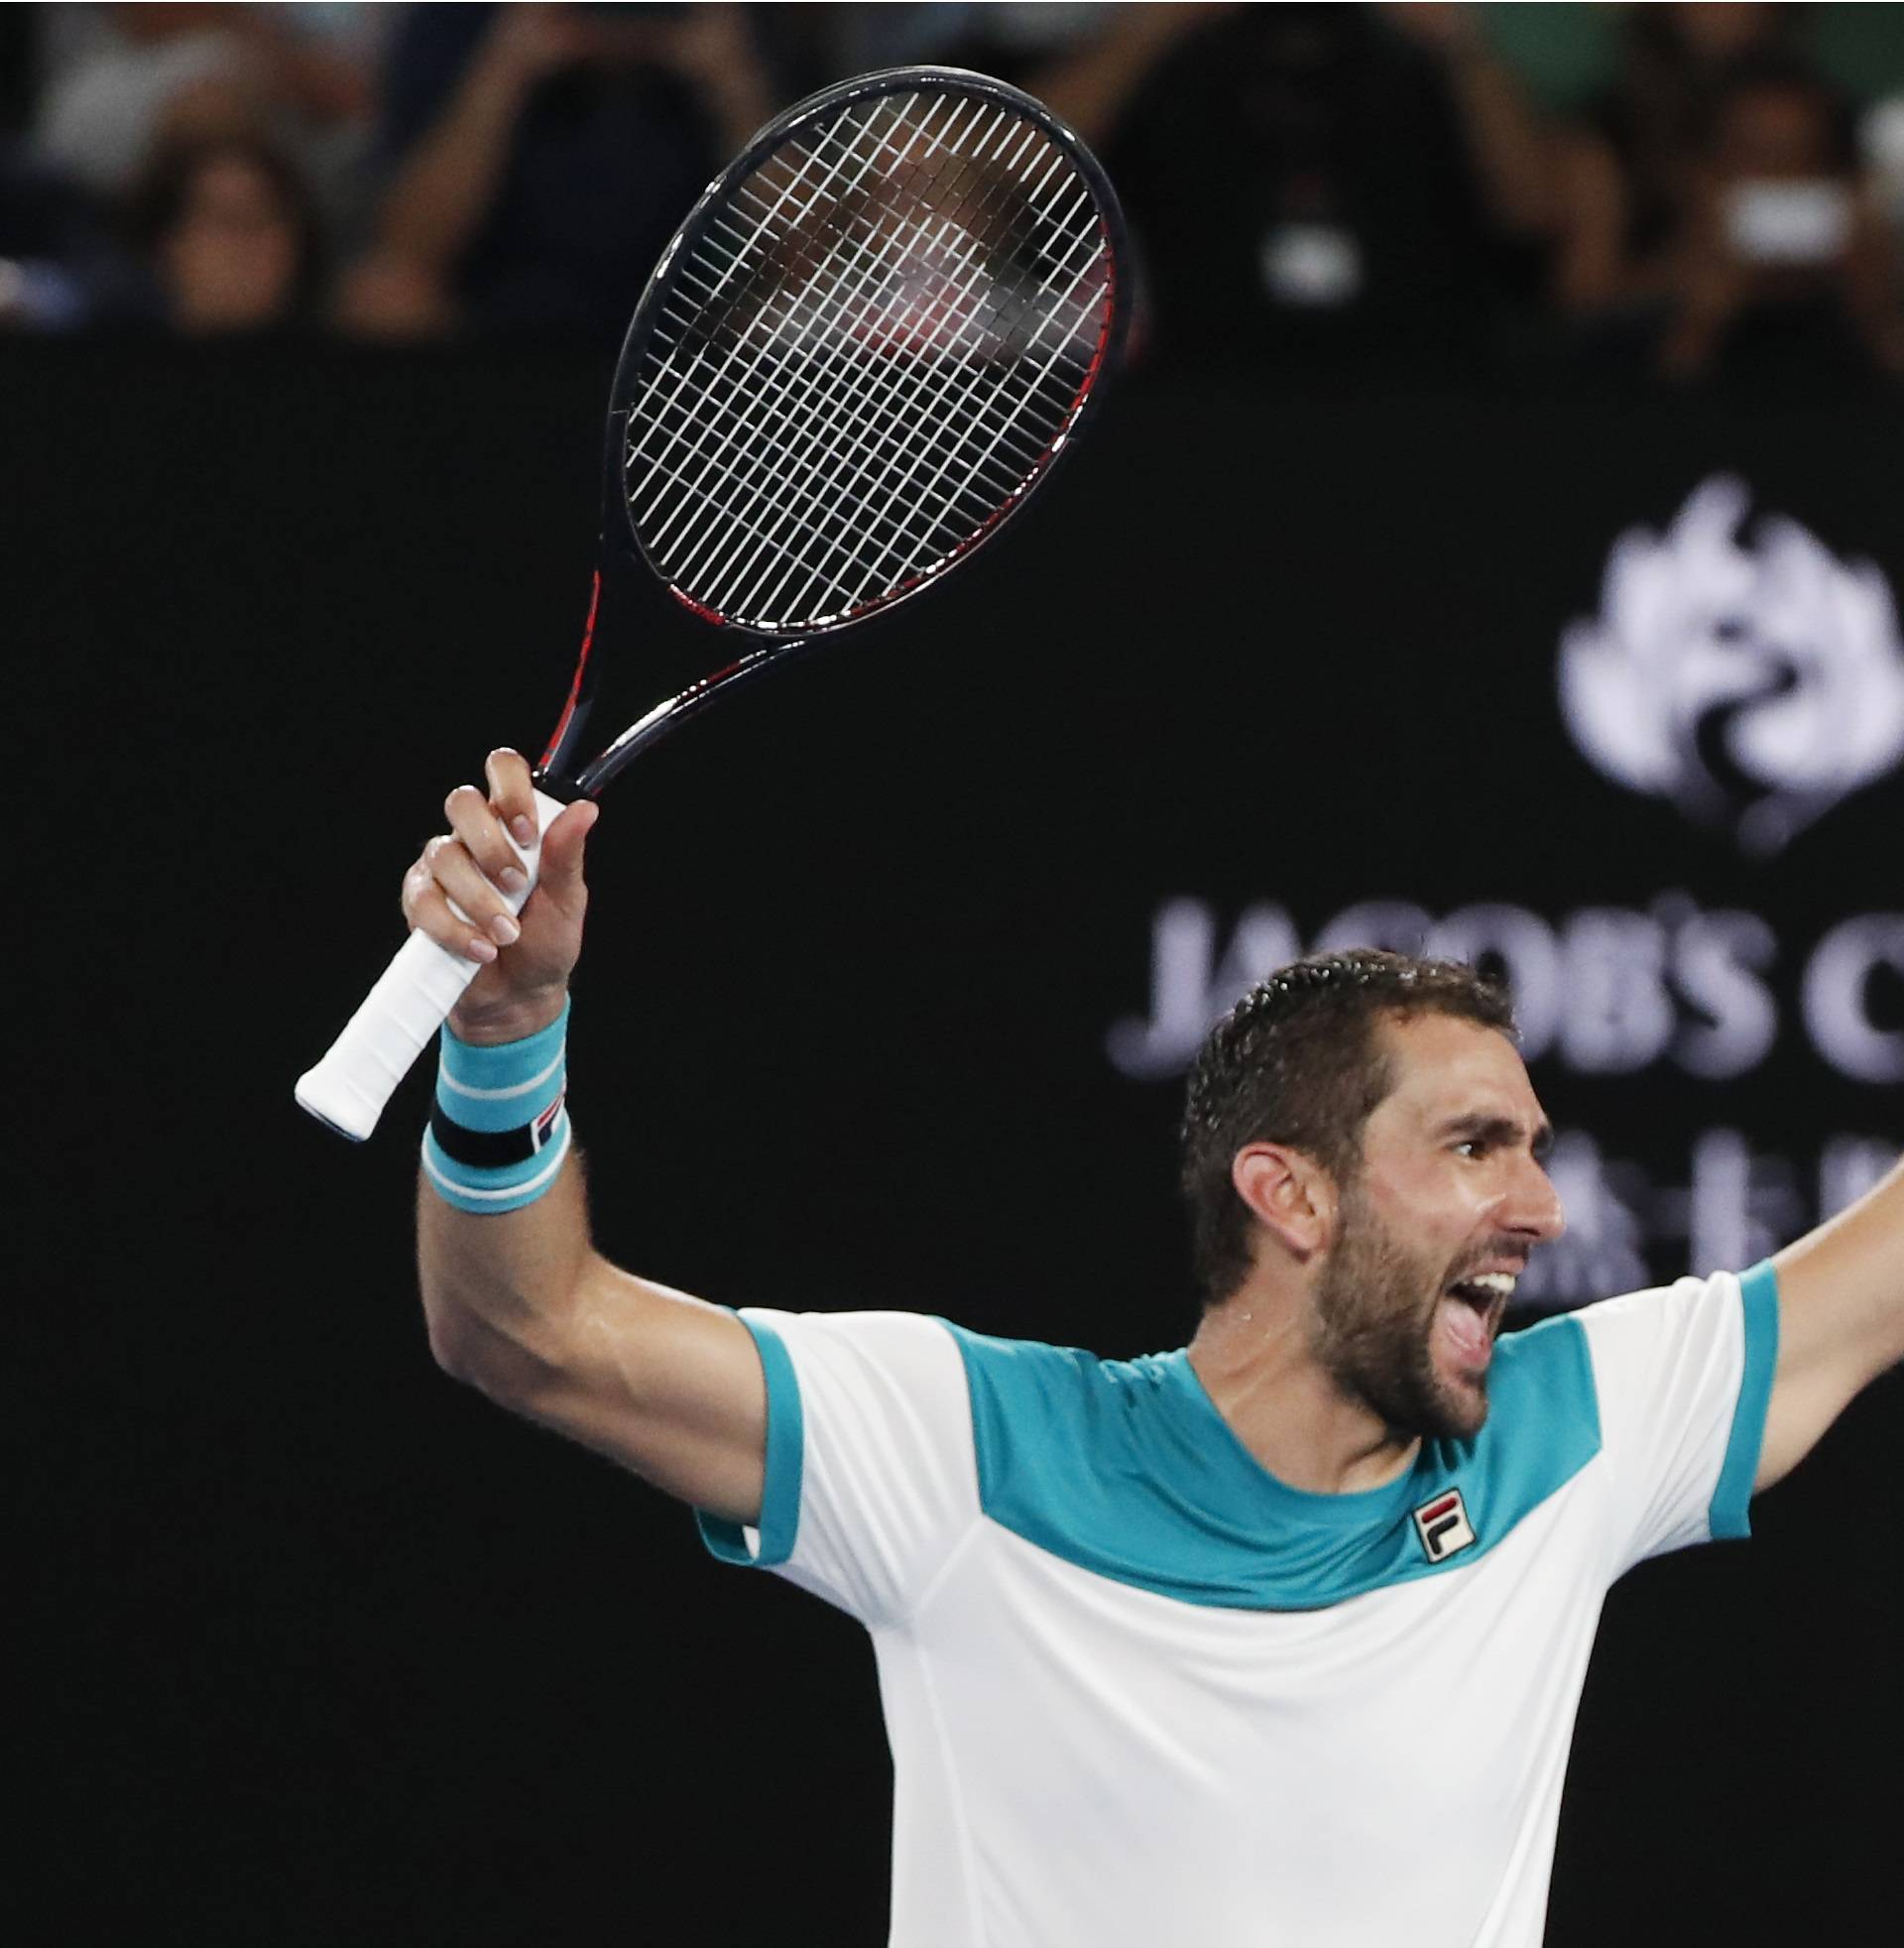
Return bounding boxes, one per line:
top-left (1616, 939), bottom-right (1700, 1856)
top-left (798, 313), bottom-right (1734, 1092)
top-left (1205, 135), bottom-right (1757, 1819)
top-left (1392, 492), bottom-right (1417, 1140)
top-left (15, 343), bottom-right (1900, 1944)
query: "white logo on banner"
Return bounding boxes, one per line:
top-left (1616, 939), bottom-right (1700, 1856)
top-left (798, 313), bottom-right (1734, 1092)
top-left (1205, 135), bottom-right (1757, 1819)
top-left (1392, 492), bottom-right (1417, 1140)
top-left (1560, 475), bottom-right (1904, 853)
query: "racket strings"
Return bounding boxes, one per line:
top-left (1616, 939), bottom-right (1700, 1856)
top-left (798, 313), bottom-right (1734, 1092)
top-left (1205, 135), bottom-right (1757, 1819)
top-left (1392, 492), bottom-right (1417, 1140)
top-left (643, 98), bottom-right (1052, 589)
top-left (720, 172), bottom-right (1102, 622)
top-left (804, 199), bottom-right (1107, 611)
top-left (755, 229), bottom-right (1103, 621)
top-left (625, 86), bottom-right (1113, 631)
top-left (643, 106), bottom-right (1036, 584)
top-left (712, 115), bottom-right (1101, 600)
top-left (744, 152), bottom-right (1099, 536)
top-left (631, 100), bottom-right (989, 595)
top-left (671, 157), bottom-right (1090, 616)
top-left (679, 94), bottom-right (1059, 458)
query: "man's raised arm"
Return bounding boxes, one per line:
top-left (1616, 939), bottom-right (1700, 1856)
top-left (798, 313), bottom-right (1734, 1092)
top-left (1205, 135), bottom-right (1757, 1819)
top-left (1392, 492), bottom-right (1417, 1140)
top-left (408, 749), bottom-right (768, 1525)
top-left (1756, 1158), bottom-right (1904, 1492)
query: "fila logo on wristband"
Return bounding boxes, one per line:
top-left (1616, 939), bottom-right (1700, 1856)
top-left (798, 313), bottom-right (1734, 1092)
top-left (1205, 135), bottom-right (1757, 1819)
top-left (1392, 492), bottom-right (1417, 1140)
top-left (429, 1092), bottom-right (568, 1168)
top-left (1412, 1488), bottom-right (1476, 1564)
top-left (426, 1004), bottom-right (572, 1214)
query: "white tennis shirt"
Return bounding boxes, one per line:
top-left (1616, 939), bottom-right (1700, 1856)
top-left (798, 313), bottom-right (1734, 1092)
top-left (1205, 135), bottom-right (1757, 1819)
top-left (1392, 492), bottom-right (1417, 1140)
top-left (697, 1265), bottom-right (1778, 1948)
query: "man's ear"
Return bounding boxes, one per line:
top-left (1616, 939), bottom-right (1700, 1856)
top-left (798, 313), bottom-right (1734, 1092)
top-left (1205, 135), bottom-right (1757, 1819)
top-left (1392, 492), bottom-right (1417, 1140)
top-left (1232, 1143), bottom-right (1336, 1263)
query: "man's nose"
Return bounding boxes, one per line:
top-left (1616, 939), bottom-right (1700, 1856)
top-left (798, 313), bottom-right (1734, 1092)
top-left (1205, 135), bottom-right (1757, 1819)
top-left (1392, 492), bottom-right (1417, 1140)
top-left (1509, 1157), bottom-right (1567, 1244)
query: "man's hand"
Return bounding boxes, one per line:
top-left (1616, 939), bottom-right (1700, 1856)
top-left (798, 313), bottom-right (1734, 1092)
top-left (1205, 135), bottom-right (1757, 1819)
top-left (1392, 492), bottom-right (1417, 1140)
top-left (402, 748), bottom-right (599, 1045)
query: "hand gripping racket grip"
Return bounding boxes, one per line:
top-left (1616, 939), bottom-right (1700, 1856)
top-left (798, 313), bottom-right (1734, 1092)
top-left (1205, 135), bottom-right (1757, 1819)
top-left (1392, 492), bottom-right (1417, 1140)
top-left (295, 791), bottom-right (568, 1141)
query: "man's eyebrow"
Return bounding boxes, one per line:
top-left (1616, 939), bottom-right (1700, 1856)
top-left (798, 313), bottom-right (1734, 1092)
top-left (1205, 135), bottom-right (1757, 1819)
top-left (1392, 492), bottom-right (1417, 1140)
top-left (1439, 1112), bottom-right (1555, 1159)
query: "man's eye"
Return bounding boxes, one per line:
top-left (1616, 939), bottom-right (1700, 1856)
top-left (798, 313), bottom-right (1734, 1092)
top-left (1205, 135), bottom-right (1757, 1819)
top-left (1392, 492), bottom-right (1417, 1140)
top-left (1455, 1140), bottom-right (1487, 1158)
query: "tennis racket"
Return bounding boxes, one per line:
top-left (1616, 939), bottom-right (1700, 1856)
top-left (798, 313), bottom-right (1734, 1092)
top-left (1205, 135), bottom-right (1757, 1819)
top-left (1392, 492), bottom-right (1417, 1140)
top-left (296, 65), bottom-right (1127, 1141)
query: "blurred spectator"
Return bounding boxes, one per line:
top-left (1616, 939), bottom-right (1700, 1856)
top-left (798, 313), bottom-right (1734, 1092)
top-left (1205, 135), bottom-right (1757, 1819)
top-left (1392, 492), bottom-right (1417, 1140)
top-left (0, 0), bottom-right (1897, 369)
top-left (1834, 6), bottom-right (1904, 267)
top-left (1549, 5), bottom-right (1904, 382)
top-left (817, 3), bottom-right (1218, 153)
top-left (1551, 2), bottom-right (1791, 317)
top-left (36, 5), bottom-right (261, 194)
top-left (123, 133), bottom-right (326, 336)
top-left (1655, 53), bottom-right (1904, 381)
top-left (31, 5), bottom-right (380, 227)
top-left (341, 3), bottom-right (776, 341)
top-left (1385, 6), bottom-right (1555, 237)
top-left (1105, 4), bottom-right (1552, 371)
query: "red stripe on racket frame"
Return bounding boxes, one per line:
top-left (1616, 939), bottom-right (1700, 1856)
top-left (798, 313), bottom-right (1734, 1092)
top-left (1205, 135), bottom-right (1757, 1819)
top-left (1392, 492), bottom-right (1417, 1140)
top-left (538, 569), bottom-right (602, 773)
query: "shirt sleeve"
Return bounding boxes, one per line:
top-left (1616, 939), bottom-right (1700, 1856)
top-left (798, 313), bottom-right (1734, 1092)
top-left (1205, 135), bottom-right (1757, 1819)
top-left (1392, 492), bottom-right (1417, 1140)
top-left (694, 1308), bottom-right (982, 1629)
top-left (1576, 1262), bottom-right (1781, 1579)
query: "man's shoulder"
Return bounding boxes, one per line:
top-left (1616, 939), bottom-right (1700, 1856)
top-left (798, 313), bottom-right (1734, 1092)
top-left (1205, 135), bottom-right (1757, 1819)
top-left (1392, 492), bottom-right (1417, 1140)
top-left (743, 1308), bottom-right (1128, 1421)
top-left (935, 1319), bottom-right (1181, 1446)
top-left (1532, 1267), bottom-right (1770, 1399)
top-left (935, 1317), bottom-right (1156, 1383)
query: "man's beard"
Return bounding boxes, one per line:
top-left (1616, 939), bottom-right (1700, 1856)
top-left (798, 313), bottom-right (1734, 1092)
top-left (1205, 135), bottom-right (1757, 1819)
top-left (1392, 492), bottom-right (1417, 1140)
top-left (1310, 1175), bottom-right (1488, 1443)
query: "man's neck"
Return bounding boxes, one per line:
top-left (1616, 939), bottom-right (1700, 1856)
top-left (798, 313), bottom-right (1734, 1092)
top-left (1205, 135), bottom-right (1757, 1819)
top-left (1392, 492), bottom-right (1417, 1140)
top-left (1185, 1299), bottom-right (1420, 1497)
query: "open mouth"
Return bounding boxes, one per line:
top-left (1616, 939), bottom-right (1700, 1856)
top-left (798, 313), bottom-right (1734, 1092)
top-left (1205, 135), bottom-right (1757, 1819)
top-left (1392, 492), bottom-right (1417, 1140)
top-left (1436, 1273), bottom-right (1516, 1371)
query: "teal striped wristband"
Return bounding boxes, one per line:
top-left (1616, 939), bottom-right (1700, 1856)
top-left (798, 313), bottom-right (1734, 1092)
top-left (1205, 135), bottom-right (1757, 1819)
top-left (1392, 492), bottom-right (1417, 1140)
top-left (420, 1001), bottom-right (572, 1214)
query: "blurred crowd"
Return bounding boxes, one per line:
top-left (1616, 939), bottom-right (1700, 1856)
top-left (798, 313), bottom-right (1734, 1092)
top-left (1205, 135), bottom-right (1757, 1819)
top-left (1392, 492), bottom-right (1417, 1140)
top-left (3, 1), bottom-right (1904, 383)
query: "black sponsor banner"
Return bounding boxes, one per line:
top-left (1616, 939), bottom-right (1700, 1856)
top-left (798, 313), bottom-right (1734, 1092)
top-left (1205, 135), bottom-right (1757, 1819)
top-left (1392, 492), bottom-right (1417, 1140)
top-left (15, 351), bottom-right (1900, 1320)
top-left (1080, 395), bottom-right (1904, 1312)
top-left (13, 350), bottom-right (1901, 1947)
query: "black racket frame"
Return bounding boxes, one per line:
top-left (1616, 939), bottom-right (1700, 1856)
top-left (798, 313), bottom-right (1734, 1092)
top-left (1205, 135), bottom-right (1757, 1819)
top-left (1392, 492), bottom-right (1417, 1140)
top-left (536, 63), bottom-right (1130, 802)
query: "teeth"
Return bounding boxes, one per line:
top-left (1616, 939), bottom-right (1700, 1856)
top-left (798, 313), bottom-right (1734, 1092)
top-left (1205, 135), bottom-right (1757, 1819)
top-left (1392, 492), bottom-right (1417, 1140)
top-left (1463, 1274), bottom-right (1516, 1298)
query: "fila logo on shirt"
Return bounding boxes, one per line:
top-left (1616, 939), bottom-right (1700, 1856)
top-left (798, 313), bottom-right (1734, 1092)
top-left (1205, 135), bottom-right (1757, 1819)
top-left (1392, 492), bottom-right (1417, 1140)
top-left (1412, 1488), bottom-right (1476, 1564)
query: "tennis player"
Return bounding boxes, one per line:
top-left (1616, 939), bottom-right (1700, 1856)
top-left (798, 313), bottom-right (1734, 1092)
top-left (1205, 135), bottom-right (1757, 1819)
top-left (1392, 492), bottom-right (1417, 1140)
top-left (408, 748), bottom-right (1901, 1948)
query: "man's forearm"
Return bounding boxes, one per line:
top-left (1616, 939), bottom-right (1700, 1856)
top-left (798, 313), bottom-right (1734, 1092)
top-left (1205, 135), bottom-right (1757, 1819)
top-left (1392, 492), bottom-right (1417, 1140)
top-left (1775, 1157), bottom-right (1904, 1389)
top-left (417, 1146), bottom-right (598, 1393)
top-left (402, 758), bottom-right (605, 1397)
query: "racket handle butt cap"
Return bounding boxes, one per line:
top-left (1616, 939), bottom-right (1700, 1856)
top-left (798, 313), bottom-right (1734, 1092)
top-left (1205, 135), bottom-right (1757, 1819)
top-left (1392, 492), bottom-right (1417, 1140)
top-left (295, 788), bottom-right (567, 1142)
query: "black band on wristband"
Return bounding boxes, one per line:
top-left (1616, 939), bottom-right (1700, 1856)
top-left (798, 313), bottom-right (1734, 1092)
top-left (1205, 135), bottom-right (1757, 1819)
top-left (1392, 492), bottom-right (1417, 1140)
top-left (429, 1100), bottom-right (545, 1167)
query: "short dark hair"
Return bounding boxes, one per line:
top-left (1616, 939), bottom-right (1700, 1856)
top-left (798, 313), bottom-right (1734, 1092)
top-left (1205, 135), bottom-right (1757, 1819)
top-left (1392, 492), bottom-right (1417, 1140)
top-left (1179, 950), bottom-right (1516, 1307)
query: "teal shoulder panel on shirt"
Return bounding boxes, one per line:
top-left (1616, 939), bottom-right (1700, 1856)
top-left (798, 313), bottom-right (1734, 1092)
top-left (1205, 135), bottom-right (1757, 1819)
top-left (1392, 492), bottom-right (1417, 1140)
top-left (940, 1313), bottom-right (1602, 1611)
top-left (696, 1312), bottom-right (802, 1569)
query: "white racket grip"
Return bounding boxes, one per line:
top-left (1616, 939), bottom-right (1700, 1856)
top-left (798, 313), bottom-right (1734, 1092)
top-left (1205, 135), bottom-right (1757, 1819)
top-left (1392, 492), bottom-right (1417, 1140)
top-left (295, 790), bottom-right (568, 1141)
